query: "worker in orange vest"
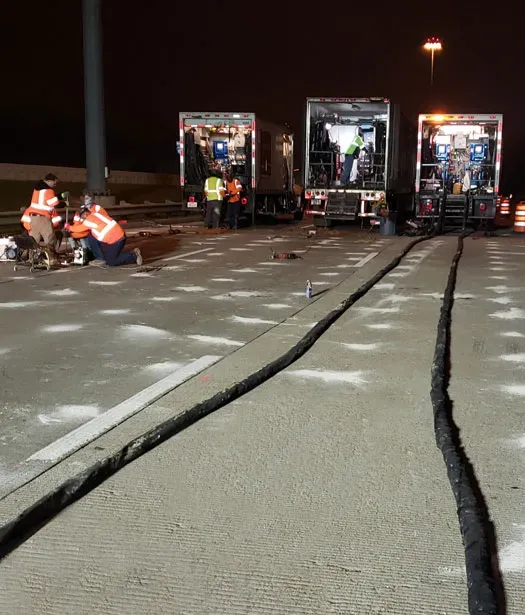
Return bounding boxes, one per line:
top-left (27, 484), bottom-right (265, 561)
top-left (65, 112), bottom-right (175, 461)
top-left (226, 172), bottom-right (243, 230)
top-left (20, 173), bottom-right (63, 260)
top-left (67, 202), bottom-right (142, 267)
top-left (67, 191), bottom-right (109, 253)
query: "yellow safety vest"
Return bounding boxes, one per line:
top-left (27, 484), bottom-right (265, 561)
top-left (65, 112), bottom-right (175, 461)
top-left (205, 176), bottom-right (225, 201)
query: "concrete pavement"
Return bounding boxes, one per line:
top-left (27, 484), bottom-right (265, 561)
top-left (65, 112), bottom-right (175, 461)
top-left (0, 226), bottom-right (395, 498)
top-left (1, 232), bottom-right (524, 613)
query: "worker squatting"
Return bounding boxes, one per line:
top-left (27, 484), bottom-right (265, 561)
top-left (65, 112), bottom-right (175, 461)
top-left (21, 173), bottom-right (142, 267)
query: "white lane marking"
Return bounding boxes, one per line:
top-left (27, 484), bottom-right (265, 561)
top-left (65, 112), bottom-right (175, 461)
top-left (232, 268), bottom-right (259, 273)
top-left (488, 297), bottom-right (513, 305)
top-left (499, 353), bottom-right (525, 363)
top-left (151, 296), bottom-right (178, 302)
top-left (27, 356), bottom-right (222, 463)
top-left (366, 323), bottom-right (394, 329)
top-left (89, 281), bottom-right (122, 286)
top-left (285, 369), bottom-right (367, 384)
top-left (180, 258), bottom-right (208, 263)
top-left (212, 278), bottom-right (239, 282)
top-left (163, 248), bottom-right (213, 262)
top-left (187, 335), bottom-right (244, 347)
top-left (41, 288), bottom-right (79, 296)
top-left (263, 303), bottom-right (292, 309)
top-left (499, 529), bottom-right (525, 573)
top-left (490, 308), bottom-right (525, 320)
top-left (342, 343), bottom-right (381, 350)
top-left (174, 285), bottom-right (207, 292)
top-left (490, 276), bottom-right (508, 280)
top-left (142, 361), bottom-right (185, 374)
top-left (42, 324), bottom-right (83, 333)
top-left (230, 248), bottom-right (252, 251)
top-left (0, 348), bottom-right (11, 356)
top-left (230, 315), bottom-right (278, 325)
top-left (486, 285), bottom-right (521, 294)
top-left (351, 252), bottom-right (378, 267)
top-left (373, 283), bottom-right (395, 290)
top-left (100, 309), bottom-right (131, 315)
top-left (501, 332), bottom-right (525, 338)
top-left (120, 324), bottom-right (171, 338)
top-left (501, 384), bottom-right (525, 396)
top-left (319, 272), bottom-right (341, 276)
top-left (207, 252), bottom-right (225, 256)
top-left (38, 405), bottom-right (101, 424)
top-left (0, 301), bottom-right (43, 308)
top-left (356, 306), bottom-right (399, 314)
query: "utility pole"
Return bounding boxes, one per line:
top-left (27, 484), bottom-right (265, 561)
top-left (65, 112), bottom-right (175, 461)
top-left (82, 0), bottom-right (107, 193)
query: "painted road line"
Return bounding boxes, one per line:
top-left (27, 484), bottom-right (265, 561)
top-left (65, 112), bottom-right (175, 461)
top-left (28, 355), bottom-right (222, 463)
top-left (162, 248), bottom-right (213, 262)
top-left (351, 252), bottom-right (379, 268)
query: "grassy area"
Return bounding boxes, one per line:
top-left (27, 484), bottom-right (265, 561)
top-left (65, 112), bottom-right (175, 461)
top-left (0, 180), bottom-right (183, 213)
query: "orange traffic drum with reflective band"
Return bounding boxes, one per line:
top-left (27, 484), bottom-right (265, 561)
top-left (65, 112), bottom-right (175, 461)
top-left (513, 202), bottom-right (525, 233)
top-left (500, 199), bottom-right (510, 215)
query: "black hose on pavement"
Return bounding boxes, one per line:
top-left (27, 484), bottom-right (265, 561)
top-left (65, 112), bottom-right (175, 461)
top-left (0, 235), bottom-right (430, 560)
top-left (430, 234), bottom-right (504, 615)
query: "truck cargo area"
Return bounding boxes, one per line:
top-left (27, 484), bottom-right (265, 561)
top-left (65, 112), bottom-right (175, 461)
top-left (306, 99), bottom-right (389, 190)
top-left (181, 114), bottom-right (255, 203)
top-left (179, 112), bottom-right (296, 222)
top-left (416, 114), bottom-right (503, 224)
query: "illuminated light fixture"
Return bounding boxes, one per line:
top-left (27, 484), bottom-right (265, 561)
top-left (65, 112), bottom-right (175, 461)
top-left (325, 123), bottom-right (332, 130)
top-left (423, 37), bottom-right (443, 86)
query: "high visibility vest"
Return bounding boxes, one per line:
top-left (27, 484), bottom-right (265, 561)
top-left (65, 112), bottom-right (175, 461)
top-left (21, 206), bottom-right (61, 231)
top-left (226, 178), bottom-right (242, 202)
top-left (204, 176), bottom-right (225, 201)
top-left (70, 210), bottom-right (124, 244)
top-left (27, 187), bottom-right (60, 218)
top-left (346, 134), bottom-right (365, 156)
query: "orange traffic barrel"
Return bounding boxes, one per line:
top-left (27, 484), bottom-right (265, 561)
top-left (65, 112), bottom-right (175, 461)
top-left (500, 198), bottom-right (510, 215)
top-left (514, 202), bottom-right (525, 233)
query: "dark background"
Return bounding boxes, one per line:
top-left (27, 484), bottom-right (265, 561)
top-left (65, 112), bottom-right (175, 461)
top-left (2, 1), bottom-right (522, 194)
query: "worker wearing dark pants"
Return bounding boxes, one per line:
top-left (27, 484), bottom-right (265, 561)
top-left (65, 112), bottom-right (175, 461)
top-left (204, 172), bottom-right (226, 229)
top-left (226, 174), bottom-right (243, 230)
top-left (205, 200), bottom-right (221, 228)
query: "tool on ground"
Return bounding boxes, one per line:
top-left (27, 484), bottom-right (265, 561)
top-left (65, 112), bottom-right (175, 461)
top-left (270, 248), bottom-right (300, 260)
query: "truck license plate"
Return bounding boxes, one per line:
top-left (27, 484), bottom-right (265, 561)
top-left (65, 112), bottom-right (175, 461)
top-left (187, 202), bottom-right (198, 208)
top-left (311, 199), bottom-right (321, 206)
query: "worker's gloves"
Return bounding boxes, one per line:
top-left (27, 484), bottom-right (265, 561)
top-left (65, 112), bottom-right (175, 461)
top-left (64, 223), bottom-right (71, 231)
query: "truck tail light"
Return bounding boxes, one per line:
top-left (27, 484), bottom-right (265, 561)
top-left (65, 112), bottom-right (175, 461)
top-left (241, 197), bottom-right (247, 205)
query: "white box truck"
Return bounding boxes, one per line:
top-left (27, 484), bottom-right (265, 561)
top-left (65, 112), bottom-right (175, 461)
top-left (415, 113), bottom-right (503, 227)
top-left (179, 112), bottom-right (298, 223)
top-left (303, 97), bottom-right (415, 227)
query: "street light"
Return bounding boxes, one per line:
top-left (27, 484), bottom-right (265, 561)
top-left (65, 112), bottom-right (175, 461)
top-left (423, 37), bottom-right (442, 86)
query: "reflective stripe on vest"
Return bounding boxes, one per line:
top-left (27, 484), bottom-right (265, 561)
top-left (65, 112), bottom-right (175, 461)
top-left (346, 134), bottom-right (365, 156)
top-left (205, 177), bottom-right (225, 201)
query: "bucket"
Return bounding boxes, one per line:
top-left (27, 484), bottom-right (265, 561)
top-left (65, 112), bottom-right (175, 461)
top-left (379, 215), bottom-right (396, 237)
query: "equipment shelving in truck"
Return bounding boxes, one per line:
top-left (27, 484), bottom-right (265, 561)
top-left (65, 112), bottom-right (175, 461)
top-left (303, 97), bottom-right (415, 227)
top-left (179, 112), bottom-right (298, 223)
top-left (415, 113), bottom-right (503, 228)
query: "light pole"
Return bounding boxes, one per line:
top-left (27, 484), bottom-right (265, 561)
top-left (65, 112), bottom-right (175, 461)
top-left (423, 38), bottom-right (442, 86)
top-left (83, 0), bottom-right (107, 193)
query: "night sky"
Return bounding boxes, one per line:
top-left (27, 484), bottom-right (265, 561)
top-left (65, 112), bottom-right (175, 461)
top-left (3, 1), bottom-right (523, 194)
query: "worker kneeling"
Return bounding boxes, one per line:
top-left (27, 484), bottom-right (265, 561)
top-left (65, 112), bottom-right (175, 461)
top-left (67, 202), bottom-right (142, 267)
